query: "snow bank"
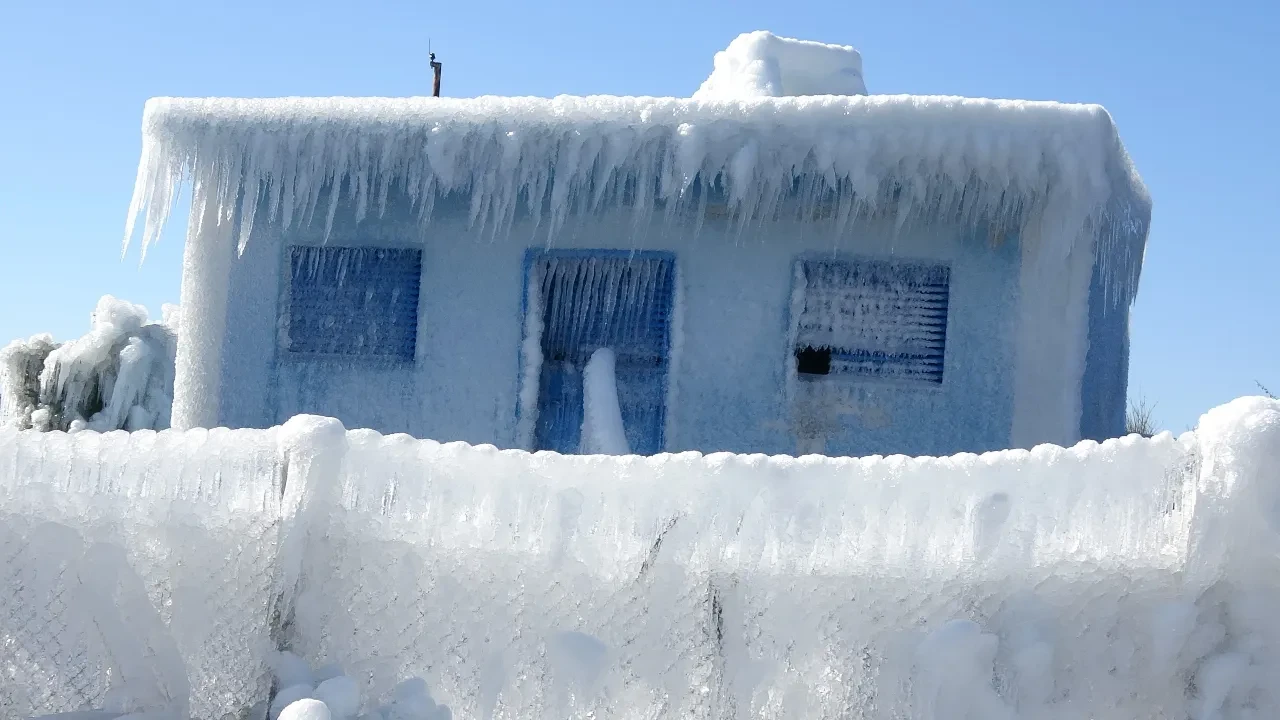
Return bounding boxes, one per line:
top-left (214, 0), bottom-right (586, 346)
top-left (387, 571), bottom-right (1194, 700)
top-left (693, 31), bottom-right (867, 99)
top-left (0, 296), bottom-right (177, 433)
top-left (124, 93), bottom-right (1149, 307)
top-left (5, 397), bottom-right (1276, 718)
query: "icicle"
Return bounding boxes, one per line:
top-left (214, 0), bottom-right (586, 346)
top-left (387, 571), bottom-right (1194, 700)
top-left (124, 96), bottom-right (1149, 307)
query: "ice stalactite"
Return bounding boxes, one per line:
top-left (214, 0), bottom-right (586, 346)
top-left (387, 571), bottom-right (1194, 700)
top-left (124, 94), bottom-right (1149, 309)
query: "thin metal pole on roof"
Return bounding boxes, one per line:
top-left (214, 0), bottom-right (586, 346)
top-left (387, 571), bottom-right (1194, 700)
top-left (430, 52), bottom-right (443, 97)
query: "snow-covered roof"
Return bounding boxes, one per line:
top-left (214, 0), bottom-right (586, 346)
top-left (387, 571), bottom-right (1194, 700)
top-left (125, 92), bottom-right (1150, 304)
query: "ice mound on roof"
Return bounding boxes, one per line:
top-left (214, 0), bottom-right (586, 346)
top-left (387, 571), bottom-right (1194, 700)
top-left (694, 30), bottom-right (867, 99)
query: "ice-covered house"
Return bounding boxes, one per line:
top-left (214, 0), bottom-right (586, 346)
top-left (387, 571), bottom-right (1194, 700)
top-left (124, 32), bottom-right (1149, 458)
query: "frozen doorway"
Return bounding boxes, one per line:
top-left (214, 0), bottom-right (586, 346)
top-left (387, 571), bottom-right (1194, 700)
top-left (524, 251), bottom-right (676, 454)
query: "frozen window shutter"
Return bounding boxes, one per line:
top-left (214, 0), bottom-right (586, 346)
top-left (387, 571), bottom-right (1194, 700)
top-left (795, 259), bottom-right (950, 385)
top-left (286, 246), bottom-right (422, 361)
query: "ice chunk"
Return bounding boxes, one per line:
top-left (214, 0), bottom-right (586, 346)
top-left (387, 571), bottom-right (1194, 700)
top-left (375, 678), bottom-right (451, 720)
top-left (0, 333), bottom-right (58, 428)
top-left (314, 676), bottom-right (361, 720)
top-left (914, 620), bottom-right (1013, 720)
top-left (271, 686), bottom-right (315, 720)
top-left (579, 348), bottom-right (631, 455)
top-left (279, 699), bottom-right (332, 720)
top-left (548, 630), bottom-right (609, 698)
top-left (1194, 652), bottom-right (1250, 720)
top-left (270, 651), bottom-right (315, 690)
top-left (693, 31), bottom-right (867, 99)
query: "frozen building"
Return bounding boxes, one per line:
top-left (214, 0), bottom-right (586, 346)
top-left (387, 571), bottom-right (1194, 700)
top-left (124, 32), bottom-right (1150, 457)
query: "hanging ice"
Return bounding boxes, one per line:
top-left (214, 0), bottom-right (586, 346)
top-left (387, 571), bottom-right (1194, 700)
top-left (123, 93), bottom-right (1150, 307)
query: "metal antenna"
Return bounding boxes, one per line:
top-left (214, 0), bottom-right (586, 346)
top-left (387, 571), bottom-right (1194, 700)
top-left (428, 38), bottom-right (443, 97)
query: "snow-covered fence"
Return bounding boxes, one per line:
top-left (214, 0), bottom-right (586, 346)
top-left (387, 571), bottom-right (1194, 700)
top-left (2, 399), bottom-right (1279, 719)
top-left (0, 426), bottom-right (285, 719)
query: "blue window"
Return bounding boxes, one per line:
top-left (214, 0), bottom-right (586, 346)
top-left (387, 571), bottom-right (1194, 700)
top-left (285, 246), bottom-right (421, 361)
top-left (529, 252), bottom-right (676, 454)
top-left (793, 258), bottom-right (950, 386)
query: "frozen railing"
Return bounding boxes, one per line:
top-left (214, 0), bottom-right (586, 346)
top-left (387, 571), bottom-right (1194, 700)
top-left (0, 426), bottom-right (285, 719)
top-left (1, 398), bottom-right (1278, 719)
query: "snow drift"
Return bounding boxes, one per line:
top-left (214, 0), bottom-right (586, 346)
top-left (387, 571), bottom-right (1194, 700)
top-left (0, 296), bottom-right (177, 433)
top-left (2, 397), bottom-right (1278, 718)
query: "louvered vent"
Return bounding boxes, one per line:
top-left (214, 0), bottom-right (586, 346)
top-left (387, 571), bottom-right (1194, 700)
top-left (794, 258), bottom-right (950, 386)
top-left (286, 246), bottom-right (421, 361)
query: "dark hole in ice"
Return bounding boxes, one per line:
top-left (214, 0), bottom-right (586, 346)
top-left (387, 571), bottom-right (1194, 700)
top-left (796, 346), bottom-right (832, 375)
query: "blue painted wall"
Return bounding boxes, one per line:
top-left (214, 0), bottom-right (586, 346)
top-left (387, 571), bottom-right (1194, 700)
top-left (217, 192), bottom-right (1022, 457)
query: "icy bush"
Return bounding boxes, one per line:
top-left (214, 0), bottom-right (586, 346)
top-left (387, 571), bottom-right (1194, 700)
top-left (0, 296), bottom-right (177, 432)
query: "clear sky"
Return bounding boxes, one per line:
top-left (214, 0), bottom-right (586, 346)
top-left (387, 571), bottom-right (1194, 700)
top-left (0, 0), bottom-right (1275, 432)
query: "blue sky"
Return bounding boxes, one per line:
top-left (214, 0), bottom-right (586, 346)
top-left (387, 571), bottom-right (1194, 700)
top-left (0, 0), bottom-right (1275, 432)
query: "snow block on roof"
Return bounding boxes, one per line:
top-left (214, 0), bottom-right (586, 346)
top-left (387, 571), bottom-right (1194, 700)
top-left (693, 30), bottom-right (868, 99)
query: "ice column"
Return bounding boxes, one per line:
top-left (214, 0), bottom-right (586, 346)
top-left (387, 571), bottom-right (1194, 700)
top-left (579, 348), bottom-right (631, 455)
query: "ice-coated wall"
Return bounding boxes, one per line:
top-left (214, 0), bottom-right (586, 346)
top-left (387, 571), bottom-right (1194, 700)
top-left (4, 397), bottom-right (1277, 718)
top-left (216, 194), bottom-right (1020, 457)
top-left (125, 94), bottom-right (1150, 449)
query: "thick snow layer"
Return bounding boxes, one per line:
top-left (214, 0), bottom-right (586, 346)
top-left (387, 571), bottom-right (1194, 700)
top-left (0, 296), bottom-right (177, 432)
top-left (693, 31), bottom-right (867, 99)
top-left (8, 398), bottom-right (1275, 718)
top-left (124, 94), bottom-right (1149, 307)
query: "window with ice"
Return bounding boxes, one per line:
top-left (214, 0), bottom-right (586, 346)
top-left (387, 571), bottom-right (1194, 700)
top-left (792, 258), bottom-right (950, 386)
top-left (284, 246), bottom-right (422, 361)
top-left (528, 251), bottom-right (676, 454)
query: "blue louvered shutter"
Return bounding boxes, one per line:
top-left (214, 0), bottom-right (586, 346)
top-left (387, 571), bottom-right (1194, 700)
top-left (796, 259), bottom-right (950, 385)
top-left (533, 253), bottom-right (675, 454)
top-left (286, 246), bottom-right (421, 361)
